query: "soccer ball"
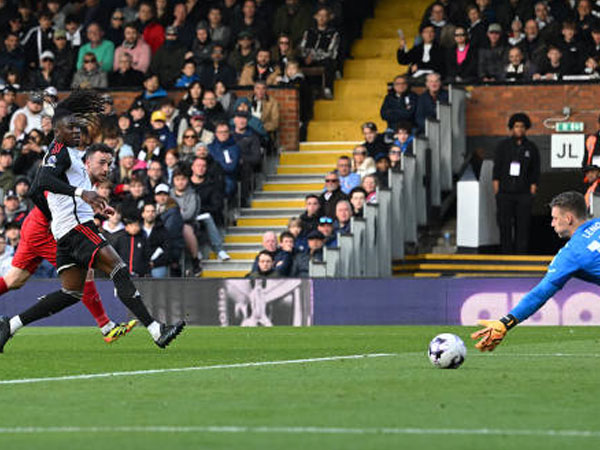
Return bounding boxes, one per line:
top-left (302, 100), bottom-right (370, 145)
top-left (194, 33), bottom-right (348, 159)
top-left (428, 333), bottom-right (466, 369)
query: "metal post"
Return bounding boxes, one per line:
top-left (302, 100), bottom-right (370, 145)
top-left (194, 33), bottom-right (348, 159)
top-left (438, 102), bottom-right (453, 191)
top-left (425, 117), bottom-right (441, 207)
top-left (414, 137), bottom-right (428, 226)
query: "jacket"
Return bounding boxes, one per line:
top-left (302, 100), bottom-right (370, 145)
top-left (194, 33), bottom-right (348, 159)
top-left (149, 40), bottom-right (187, 88)
top-left (445, 44), bottom-right (478, 82)
top-left (114, 231), bottom-right (150, 276)
top-left (478, 44), bottom-right (509, 80)
top-left (113, 38), bottom-right (152, 73)
top-left (238, 63), bottom-right (280, 86)
top-left (415, 89), bottom-right (449, 134)
top-left (299, 26), bottom-right (340, 61)
top-left (380, 91), bottom-right (418, 130)
top-left (492, 136), bottom-right (541, 194)
top-left (290, 248), bottom-right (324, 278)
top-left (208, 137), bottom-right (241, 197)
top-left (252, 95), bottom-right (280, 133)
top-left (158, 201), bottom-right (184, 263)
top-left (233, 128), bottom-right (262, 166)
top-left (397, 41), bottom-right (445, 76)
top-left (193, 176), bottom-right (224, 227)
top-left (143, 219), bottom-right (169, 268)
top-left (318, 188), bottom-right (348, 219)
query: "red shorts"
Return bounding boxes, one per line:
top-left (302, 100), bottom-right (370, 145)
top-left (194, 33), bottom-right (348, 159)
top-left (11, 207), bottom-right (57, 274)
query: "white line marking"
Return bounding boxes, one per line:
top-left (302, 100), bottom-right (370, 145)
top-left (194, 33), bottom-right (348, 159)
top-left (0, 426), bottom-right (597, 438)
top-left (0, 353), bottom-right (395, 386)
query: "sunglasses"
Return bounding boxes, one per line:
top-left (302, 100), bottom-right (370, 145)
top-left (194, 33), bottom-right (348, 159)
top-left (112, 16), bottom-right (124, 20)
top-left (353, 151), bottom-right (366, 156)
top-left (84, 59), bottom-right (96, 63)
top-left (454, 33), bottom-right (466, 37)
top-left (184, 134), bottom-right (197, 139)
top-left (279, 40), bottom-right (290, 44)
top-left (325, 179), bottom-right (339, 183)
top-left (390, 150), bottom-right (402, 155)
top-left (319, 217), bottom-right (333, 224)
top-left (54, 36), bottom-right (66, 40)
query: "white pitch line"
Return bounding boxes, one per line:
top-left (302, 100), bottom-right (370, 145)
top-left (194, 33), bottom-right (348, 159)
top-left (0, 353), bottom-right (395, 386)
top-left (0, 426), bottom-right (598, 438)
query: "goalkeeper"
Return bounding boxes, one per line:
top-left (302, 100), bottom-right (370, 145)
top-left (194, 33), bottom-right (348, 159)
top-left (472, 191), bottom-right (599, 351)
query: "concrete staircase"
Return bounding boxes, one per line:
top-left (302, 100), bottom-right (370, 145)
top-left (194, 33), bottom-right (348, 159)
top-left (201, 141), bottom-right (357, 277)
top-left (307, 0), bottom-right (429, 141)
top-left (202, 0), bottom-right (429, 277)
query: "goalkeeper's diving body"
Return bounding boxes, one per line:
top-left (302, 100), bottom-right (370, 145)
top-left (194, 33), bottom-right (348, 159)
top-left (473, 191), bottom-right (600, 351)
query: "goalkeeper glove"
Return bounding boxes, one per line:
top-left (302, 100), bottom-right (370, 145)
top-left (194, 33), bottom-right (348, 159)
top-left (470, 314), bottom-right (518, 352)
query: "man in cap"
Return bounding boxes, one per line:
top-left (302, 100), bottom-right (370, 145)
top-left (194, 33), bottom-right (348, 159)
top-left (3, 189), bottom-right (27, 225)
top-left (227, 30), bottom-right (258, 75)
top-left (290, 230), bottom-right (326, 277)
top-left (9, 93), bottom-right (43, 133)
top-left (149, 25), bottom-right (187, 88)
top-left (27, 50), bottom-right (62, 89)
top-left (51, 28), bottom-right (76, 86)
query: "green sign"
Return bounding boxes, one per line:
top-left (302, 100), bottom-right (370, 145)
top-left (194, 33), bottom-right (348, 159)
top-left (556, 122), bottom-right (584, 132)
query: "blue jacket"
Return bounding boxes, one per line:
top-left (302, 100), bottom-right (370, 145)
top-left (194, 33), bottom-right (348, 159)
top-left (510, 218), bottom-right (600, 322)
top-left (208, 136), bottom-right (240, 197)
top-left (174, 73), bottom-right (201, 88)
top-left (154, 124), bottom-right (177, 151)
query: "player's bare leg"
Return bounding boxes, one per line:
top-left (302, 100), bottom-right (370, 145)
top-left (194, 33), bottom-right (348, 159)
top-left (92, 245), bottom-right (184, 348)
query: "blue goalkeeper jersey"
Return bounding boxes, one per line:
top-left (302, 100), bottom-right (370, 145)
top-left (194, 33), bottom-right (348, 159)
top-left (510, 217), bottom-right (600, 322)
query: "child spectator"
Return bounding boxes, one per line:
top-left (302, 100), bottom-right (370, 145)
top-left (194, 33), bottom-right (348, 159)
top-left (349, 186), bottom-right (367, 217)
top-left (246, 250), bottom-right (277, 279)
top-left (174, 59), bottom-right (201, 88)
top-left (114, 215), bottom-right (150, 277)
top-left (274, 231), bottom-right (295, 276)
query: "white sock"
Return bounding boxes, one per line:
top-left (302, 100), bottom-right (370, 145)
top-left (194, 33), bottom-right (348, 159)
top-left (197, 251), bottom-right (203, 261)
top-left (147, 321), bottom-right (161, 340)
top-left (101, 321), bottom-right (116, 336)
top-left (10, 316), bottom-right (23, 336)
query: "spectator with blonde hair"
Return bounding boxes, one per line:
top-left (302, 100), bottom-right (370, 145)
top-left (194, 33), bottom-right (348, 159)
top-left (351, 145), bottom-right (375, 178)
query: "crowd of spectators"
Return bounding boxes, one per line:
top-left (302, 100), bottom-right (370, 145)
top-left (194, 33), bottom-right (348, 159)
top-left (397, 0), bottom-right (600, 84)
top-left (0, 0), bottom-right (370, 279)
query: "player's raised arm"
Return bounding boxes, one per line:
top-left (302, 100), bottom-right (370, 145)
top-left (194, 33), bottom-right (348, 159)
top-left (472, 192), bottom-right (588, 351)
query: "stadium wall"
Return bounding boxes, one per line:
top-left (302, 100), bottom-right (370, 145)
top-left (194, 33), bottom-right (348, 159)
top-left (16, 87), bottom-right (300, 151)
top-left (1, 278), bottom-right (599, 327)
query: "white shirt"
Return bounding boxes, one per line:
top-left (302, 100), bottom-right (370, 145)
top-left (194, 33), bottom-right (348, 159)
top-left (44, 146), bottom-right (96, 240)
top-left (9, 106), bottom-right (42, 133)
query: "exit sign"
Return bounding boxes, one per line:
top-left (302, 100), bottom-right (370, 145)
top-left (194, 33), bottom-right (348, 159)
top-left (556, 122), bottom-right (584, 132)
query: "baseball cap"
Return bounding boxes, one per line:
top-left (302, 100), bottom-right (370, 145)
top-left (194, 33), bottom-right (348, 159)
top-left (3, 132), bottom-right (16, 140)
top-left (130, 99), bottom-right (145, 111)
top-left (237, 30), bottom-right (253, 40)
top-left (44, 86), bottom-right (58, 97)
top-left (306, 230), bottom-right (326, 240)
top-left (15, 175), bottom-right (31, 186)
top-left (488, 23), bottom-right (502, 33)
top-left (234, 110), bottom-right (249, 118)
top-left (190, 108), bottom-right (205, 120)
top-left (40, 50), bottom-right (55, 61)
top-left (119, 144), bottom-right (134, 159)
top-left (196, 21), bottom-right (208, 31)
top-left (29, 93), bottom-right (44, 104)
top-left (5, 189), bottom-right (18, 199)
top-left (154, 183), bottom-right (170, 195)
top-left (53, 29), bottom-right (67, 39)
top-left (166, 26), bottom-right (178, 35)
top-left (151, 110), bottom-right (167, 122)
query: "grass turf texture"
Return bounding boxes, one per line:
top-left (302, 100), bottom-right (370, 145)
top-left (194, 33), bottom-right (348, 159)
top-left (0, 326), bottom-right (598, 450)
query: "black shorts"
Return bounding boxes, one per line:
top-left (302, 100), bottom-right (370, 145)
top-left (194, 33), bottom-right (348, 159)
top-left (56, 221), bottom-right (108, 273)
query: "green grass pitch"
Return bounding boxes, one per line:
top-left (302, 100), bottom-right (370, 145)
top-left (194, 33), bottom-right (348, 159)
top-left (0, 326), bottom-right (598, 450)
